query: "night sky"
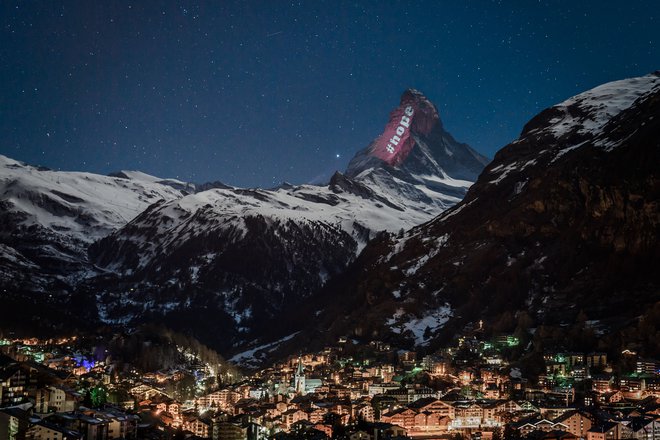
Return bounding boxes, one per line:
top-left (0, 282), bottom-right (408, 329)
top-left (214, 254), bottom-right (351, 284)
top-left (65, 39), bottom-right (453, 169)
top-left (1, 1), bottom-right (658, 188)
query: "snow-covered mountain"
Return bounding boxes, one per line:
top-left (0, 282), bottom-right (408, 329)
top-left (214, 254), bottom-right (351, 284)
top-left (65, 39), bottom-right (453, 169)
top-left (0, 155), bottom-right (189, 292)
top-left (285, 72), bottom-right (660, 358)
top-left (86, 89), bottom-right (488, 352)
top-left (346, 89), bottom-right (486, 181)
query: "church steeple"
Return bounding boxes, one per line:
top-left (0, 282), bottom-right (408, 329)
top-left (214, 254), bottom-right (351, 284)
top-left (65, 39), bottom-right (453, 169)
top-left (294, 356), bottom-right (306, 395)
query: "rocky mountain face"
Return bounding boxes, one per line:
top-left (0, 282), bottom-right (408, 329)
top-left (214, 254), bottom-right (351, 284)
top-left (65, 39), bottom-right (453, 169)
top-left (3, 72), bottom-right (658, 366)
top-left (346, 89), bottom-right (487, 182)
top-left (279, 72), bottom-right (660, 362)
top-left (0, 89), bottom-right (487, 351)
top-left (87, 89), bottom-right (487, 353)
top-left (0, 157), bottom-right (195, 333)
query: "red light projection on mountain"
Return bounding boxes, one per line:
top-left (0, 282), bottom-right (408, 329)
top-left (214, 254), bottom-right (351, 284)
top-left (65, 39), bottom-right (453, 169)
top-left (369, 89), bottom-right (439, 166)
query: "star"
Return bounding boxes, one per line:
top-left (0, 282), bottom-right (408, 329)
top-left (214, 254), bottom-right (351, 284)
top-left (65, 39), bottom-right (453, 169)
top-left (1, 2), bottom-right (656, 188)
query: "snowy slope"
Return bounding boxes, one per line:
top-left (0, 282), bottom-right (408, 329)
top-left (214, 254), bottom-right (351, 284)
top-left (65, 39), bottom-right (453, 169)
top-left (92, 88), bottom-right (487, 279)
top-left (0, 155), bottom-right (186, 288)
top-left (87, 170), bottom-right (476, 338)
top-left (487, 72), bottom-right (660, 185)
top-left (87, 89), bottom-right (489, 353)
top-left (97, 174), bottom-right (466, 273)
top-left (544, 73), bottom-right (660, 146)
top-left (295, 72), bottom-right (660, 355)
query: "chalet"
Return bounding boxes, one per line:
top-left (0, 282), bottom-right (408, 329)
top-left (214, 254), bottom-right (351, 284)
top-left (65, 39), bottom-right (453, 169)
top-left (409, 398), bottom-right (455, 419)
top-left (552, 410), bottom-right (592, 438)
top-left (451, 402), bottom-right (488, 429)
top-left (0, 364), bottom-right (33, 406)
top-left (353, 403), bottom-right (375, 422)
top-left (597, 390), bottom-right (624, 405)
top-left (626, 416), bottom-right (660, 440)
top-left (591, 375), bottom-right (613, 393)
top-left (213, 419), bottom-right (248, 440)
top-left (586, 421), bottom-right (631, 440)
top-left (380, 408), bottom-right (416, 430)
top-left (516, 418), bottom-right (569, 437)
top-left (307, 408), bottom-right (328, 424)
top-left (129, 384), bottom-right (164, 401)
top-left (635, 358), bottom-right (659, 375)
top-left (313, 423), bottom-right (333, 437)
top-left (183, 417), bottom-right (212, 438)
top-left (281, 409), bottom-right (308, 429)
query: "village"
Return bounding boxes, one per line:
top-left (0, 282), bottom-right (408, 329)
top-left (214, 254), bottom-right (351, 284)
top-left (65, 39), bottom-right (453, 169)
top-left (0, 329), bottom-right (659, 440)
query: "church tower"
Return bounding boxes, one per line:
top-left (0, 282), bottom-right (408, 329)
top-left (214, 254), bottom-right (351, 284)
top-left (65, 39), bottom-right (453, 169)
top-left (294, 356), bottom-right (306, 395)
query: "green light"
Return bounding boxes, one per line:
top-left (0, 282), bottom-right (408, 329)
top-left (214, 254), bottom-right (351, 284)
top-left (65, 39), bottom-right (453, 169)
top-left (89, 386), bottom-right (108, 407)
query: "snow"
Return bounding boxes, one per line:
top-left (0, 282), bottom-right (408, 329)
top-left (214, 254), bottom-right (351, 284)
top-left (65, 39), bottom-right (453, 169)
top-left (534, 255), bottom-right (547, 265)
top-left (414, 183), bottom-right (462, 203)
top-left (0, 244), bottom-right (39, 271)
top-left (513, 180), bottom-right (527, 195)
top-left (416, 173), bottom-right (473, 189)
top-left (488, 162), bottom-right (519, 185)
top-left (585, 320), bottom-right (607, 336)
top-left (386, 304), bottom-right (453, 346)
top-left (542, 73), bottom-right (660, 153)
top-left (116, 170), bottom-right (463, 272)
top-left (116, 170), bottom-right (188, 187)
top-left (99, 126), bottom-right (484, 285)
top-left (551, 141), bottom-right (588, 163)
top-left (95, 293), bottom-right (135, 325)
top-left (404, 234), bottom-right (449, 275)
top-left (229, 332), bottom-right (300, 367)
top-left (0, 155), bottom-right (185, 252)
top-left (1, 105), bottom-right (486, 322)
top-left (435, 197), bottom-right (477, 223)
top-left (189, 265), bottom-right (200, 281)
top-left (486, 73), bottom-right (660, 181)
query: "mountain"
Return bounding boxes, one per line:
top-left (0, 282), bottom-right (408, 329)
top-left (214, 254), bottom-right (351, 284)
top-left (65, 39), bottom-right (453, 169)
top-left (85, 89), bottom-right (488, 353)
top-left (0, 155), bottom-right (189, 292)
top-left (280, 72), bottom-right (660, 362)
top-left (346, 89), bottom-right (487, 181)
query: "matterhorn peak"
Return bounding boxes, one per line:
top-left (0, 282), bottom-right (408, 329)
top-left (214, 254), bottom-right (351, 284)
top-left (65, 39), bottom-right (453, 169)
top-left (367, 88), bottom-right (441, 167)
top-left (345, 89), bottom-right (488, 182)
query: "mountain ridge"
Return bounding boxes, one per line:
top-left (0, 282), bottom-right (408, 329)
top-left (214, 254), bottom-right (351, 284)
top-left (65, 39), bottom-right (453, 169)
top-left (259, 72), bottom-right (660, 367)
top-left (0, 89), bottom-right (487, 354)
top-left (86, 88), bottom-right (486, 352)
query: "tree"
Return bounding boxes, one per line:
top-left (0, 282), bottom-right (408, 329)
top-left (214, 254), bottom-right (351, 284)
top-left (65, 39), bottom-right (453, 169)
top-left (88, 385), bottom-right (108, 408)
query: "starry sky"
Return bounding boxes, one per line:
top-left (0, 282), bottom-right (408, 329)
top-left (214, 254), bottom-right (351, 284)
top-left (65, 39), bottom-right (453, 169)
top-left (1, 1), bottom-right (658, 188)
